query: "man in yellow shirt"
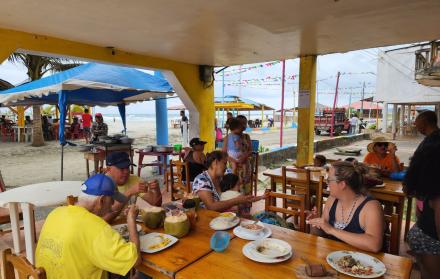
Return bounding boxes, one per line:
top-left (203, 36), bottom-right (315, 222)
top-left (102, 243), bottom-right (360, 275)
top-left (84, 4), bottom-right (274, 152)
top-left (36, 174), bottom-right (141, 279)
top-left (105, 152), bottom-right (162, 222)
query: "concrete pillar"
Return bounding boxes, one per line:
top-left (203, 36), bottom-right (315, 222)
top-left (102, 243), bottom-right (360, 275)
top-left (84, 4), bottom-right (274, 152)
top-left (382, 102), bottom-right (388, 133)
top-left (399, 105), bottom-right (405, 136)
top-left (296, 55), bottom-right (317, 165)
top-left (391, 104), bottom-right (397, 140)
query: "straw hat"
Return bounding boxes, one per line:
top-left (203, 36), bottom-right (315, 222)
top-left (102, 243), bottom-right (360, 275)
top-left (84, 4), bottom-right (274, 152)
top-left (367, 136), bottom-right (395, 153)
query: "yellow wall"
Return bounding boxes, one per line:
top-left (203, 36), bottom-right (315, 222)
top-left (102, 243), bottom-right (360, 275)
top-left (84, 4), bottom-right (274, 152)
top-left (0, 28), bottom-right (215, 150)
top-left (296, 56), bottom-right (317, 165)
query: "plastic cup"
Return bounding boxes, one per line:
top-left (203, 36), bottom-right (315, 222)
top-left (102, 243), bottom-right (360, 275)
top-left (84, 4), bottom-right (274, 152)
top-left (210, 231), bottom-right (231, 252)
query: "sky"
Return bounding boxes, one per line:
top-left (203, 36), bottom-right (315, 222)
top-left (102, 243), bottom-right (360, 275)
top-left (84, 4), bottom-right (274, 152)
top-left (0, 47), bottom-right (383, 115)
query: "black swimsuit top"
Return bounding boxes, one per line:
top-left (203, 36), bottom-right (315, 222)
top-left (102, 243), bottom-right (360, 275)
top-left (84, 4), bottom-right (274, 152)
top-left (329, 197), bottom-right (373, 235)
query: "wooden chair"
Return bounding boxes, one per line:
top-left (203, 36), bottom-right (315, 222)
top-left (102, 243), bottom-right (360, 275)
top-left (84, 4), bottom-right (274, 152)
top-left (66, 195), bottom-right (78, 205)
top-left (281, 166), bottom-right (313, 210)
top-left (169, 160), bottom-right (191, 201)
top-left (1, 248), bottom-right (46, 279)
top-left (264, 191), bottom-right (306, 232)
top-left (249, 152), bottom-right (259, 196)
top-left (384, 213), bottom-right (399, 255)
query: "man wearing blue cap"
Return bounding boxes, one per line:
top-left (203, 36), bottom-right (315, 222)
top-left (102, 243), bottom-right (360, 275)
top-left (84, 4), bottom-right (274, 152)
top-left (36, 174), bottom-right (141, 279)
top-left (105, 152), bottom-right (162, 222)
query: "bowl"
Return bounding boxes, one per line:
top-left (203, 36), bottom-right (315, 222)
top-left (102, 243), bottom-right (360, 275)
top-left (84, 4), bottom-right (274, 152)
top-left (240, 220), bottom-right (265, 235)
top-left (210, 231), bottom-right (231, 252)
top-left (218, 212), bottom-right (237, 222)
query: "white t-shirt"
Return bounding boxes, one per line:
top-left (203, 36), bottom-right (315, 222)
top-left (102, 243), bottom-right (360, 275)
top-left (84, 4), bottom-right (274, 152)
top-left (350, 116), bottom-right (359, 126)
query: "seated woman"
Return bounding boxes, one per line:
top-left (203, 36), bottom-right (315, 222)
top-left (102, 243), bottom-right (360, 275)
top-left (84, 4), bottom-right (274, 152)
top-left (404, 143), bottom-right (440, 277)
top-left (363, 137), bottom-right (401, 176)
top-left (183, 138), bottom-right (207, 182)
top-left (307, 161), bottom-right (384, 253)
top-left (192, 151), bottom-right (264, 212)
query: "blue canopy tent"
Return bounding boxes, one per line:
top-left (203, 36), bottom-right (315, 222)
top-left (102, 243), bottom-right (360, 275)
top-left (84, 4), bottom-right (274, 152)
top-left (0, 62), bottom-right (174, 179)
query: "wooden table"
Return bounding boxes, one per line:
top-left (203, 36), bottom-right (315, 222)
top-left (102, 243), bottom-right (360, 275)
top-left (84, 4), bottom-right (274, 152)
top-left (94, 142), bottom-right (134, 173)
top-left (0, 181), bottom-right (83, 264)
top-left (263, 167), bottom-right (412, 253)
top-left (137, 209), bottom-right (235, 278)
top-left (176, 223), bottom-right (412, 279)
top-left (83, 151), bottom-right (106, 177)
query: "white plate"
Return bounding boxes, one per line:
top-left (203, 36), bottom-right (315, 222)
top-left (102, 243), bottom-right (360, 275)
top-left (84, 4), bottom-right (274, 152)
top-left (112, 224), bottom-right (142, 238)
top-left (374, 183), bottom-right (385, 188)
top-left (140, 232), bottom-right (178, 253)
top-left (210, 216), bottom-right (240, 230)
top-left (326, 251), bottom-right (387, 278)
top-left (252, 238), bottom-right (292, 259)
top-left (233, 224), bottom-right (272, 241)
top-left (242, 241), bottom-right (292, 263)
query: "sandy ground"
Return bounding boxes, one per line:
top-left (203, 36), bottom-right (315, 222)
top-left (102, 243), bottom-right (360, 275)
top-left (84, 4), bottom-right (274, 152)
top-left (0, 120), bottom-right (321, 187)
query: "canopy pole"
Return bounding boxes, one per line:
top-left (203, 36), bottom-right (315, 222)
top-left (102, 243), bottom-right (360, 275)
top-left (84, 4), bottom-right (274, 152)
top-left (58, 90), bottom-right (68, 181)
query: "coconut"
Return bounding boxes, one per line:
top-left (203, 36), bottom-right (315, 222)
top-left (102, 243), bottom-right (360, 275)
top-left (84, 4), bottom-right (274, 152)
top-left (142, 207), bottom-right (166, 229)
top-left (164, 213), bottom-right (191, 238)
top-left (185, 193), bottom-right (201, 209)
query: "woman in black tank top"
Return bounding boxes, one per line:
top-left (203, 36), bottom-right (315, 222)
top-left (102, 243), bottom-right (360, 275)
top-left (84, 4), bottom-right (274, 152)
top-left (308, 161), bottom-right (384, 253)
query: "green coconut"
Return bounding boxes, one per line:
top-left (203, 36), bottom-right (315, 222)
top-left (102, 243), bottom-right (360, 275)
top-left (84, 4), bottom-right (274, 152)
top-left (142, 207), bottom-right (166, 229)
top-left (164, 213), bottom-right (191, 238)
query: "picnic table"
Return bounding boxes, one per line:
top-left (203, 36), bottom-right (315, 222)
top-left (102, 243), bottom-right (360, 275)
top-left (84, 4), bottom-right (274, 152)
top-left (0, 181), bottom-right (83, 264)
top-left (263, 167), bottom-right (412, 253)
top-left (175, 221), bottom-right (412, 279)
top-left (132, 208), bottom-right (412, 279)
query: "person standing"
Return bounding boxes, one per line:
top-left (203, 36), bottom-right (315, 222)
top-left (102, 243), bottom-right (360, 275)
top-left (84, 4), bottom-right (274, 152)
top-left (91, 113), bottom-right (108, 141)
top-left (349, 114), bottom-right (359, 134)
top-left (180, 110), bottom-right (189, 145)
top-left (224, 112), bottom-right (233, 135)
top-left (403, 111), bottom-right (440, 219)
top-left (81, 108), bottom-right (93, 143)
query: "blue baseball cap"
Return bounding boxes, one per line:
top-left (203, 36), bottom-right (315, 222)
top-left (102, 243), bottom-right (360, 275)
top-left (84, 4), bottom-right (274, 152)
top-left (81, 174), bottom-right (127, 203)
top-left (106, 152), bottom-right (136, 169)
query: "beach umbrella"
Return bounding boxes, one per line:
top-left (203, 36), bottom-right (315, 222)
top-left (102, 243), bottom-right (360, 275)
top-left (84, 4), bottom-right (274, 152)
top-left (0, 63), bottom-right (174, 180)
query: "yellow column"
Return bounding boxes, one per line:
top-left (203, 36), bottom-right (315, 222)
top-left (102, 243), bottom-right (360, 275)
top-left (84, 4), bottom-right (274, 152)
top-left (17, 106), bottom-right (25, 127)
top-left (296, 56), bottom-right (317, 166)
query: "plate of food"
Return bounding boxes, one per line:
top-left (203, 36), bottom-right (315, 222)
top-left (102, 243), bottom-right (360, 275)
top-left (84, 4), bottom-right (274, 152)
top-left (242, 240), bottom-right (292, 263)
top-left (326, 251), bottom-right (386, 278)
top-left (210, 214), bottom-right (240, 230)
top-left (233, 220), bottom-right (272, 240)
top-left (252, 238), bottom-right (292, 259)
top-left (304, 166), bottom-right (325, 172)
top-left (112, 224), bottom-right (142, 238)
top-left (140, 232), bottom-right (178, 253)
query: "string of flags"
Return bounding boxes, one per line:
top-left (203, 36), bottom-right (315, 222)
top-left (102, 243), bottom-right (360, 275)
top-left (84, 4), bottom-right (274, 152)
top-left (221, 61), bottom-right (281, 76)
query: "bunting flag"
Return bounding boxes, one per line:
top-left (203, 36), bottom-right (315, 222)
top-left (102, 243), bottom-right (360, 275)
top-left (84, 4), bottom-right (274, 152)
top-left (221, 61), bottom-right (281, 76)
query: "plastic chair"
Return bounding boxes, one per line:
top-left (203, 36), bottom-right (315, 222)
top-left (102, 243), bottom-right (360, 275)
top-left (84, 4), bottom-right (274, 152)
top-left (1, 248), bottom-right (46, 279)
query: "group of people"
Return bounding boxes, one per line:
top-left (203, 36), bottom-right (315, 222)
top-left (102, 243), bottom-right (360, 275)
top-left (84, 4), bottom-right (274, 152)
top-left (307, 110), bottom-right (440, 277)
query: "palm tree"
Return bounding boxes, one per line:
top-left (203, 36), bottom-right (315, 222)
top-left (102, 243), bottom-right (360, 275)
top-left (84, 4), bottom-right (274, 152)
top-left (8, 54), bottom-right (79, 146)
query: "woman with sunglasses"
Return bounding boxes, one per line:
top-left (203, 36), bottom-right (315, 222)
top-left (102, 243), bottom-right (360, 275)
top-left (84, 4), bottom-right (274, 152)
top-left (363, 136), bottom-right (401, 176)
top-left (307, 161), bottom-right (384, 252)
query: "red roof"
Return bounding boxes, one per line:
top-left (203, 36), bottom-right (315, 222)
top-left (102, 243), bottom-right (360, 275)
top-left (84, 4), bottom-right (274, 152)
top-left (342, 100), bottom-right (382, 110)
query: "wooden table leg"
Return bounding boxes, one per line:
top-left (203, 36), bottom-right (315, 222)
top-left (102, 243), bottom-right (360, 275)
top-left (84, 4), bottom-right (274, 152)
top-left (21, 203), bottom-right (36, 264)
top-left (138, 153), bottom-right (143, 177)
top-left (270, 178), bottom-right (277, 205)
top-left (93, 159), bottom-right (99, 174)
top-left (396, 198), bottom-right (404, 254)
top-left (85, 159), bottom-right (90, 178)
top-left (404, 197), bottom-right (413, 240)
top-left (8, 202), bottom-right (22, 254)
top-left (162, 155), bottom-right (168, 190)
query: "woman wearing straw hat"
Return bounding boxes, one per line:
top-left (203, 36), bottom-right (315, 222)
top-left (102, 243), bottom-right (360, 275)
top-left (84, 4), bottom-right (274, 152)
top-left (363, 136), bottom-right (401, 176)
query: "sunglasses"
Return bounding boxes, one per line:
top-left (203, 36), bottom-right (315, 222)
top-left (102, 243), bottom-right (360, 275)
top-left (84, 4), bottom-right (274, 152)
top-left (375, 142), bottom-right (388, 147)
